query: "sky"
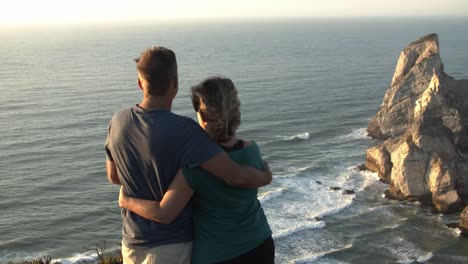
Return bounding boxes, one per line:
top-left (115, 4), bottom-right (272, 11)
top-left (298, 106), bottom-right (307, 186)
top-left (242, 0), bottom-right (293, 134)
top-left (1, 0), bottom-right (467, 25)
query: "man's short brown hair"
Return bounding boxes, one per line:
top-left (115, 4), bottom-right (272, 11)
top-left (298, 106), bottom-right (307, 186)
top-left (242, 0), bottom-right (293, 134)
top-left (135, 46), bottom-right (178, 96)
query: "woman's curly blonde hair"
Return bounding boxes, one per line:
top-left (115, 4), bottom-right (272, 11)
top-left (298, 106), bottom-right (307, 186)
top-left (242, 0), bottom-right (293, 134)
top-left (191, 77), bottom-right (241, 142)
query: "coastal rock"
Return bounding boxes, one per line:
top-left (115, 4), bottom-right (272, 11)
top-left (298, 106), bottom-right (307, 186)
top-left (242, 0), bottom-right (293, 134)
top-left (387, 135), bottom-right (430, 201)
top-left (390, 33), bottom-right (441, 88)
top-left (357, 164), bottom-right (368, 171)
top-left (427, 154), bottom-right (462, 213)
top-left (367, 34), bottom-right (444, 140)
top-left (342, 189), bottom-right (355, 195)
top-left (446, 222), bottom-right (460, 229)
top-left (461, 206), bottom-right (468, 236)
top-left (455, 162), bottom-right (468, 204)
top-left (432, 190), bottom-right (461, 214)
top-left (365, 144), bottom-right (392, 183)
top-left (365, 33), bottom-right (468, 214)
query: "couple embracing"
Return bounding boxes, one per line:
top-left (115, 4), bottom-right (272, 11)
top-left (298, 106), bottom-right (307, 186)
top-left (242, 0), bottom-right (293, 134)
top-left (105, 46), bottom-right (274, 264)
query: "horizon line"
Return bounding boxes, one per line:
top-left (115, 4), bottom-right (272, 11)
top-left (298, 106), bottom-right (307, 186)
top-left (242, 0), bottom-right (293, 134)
top-left (1, 15), bottom-right (467, 28)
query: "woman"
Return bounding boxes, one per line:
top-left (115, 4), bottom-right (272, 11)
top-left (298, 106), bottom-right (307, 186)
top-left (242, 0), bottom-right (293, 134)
top-left (119, 77), bottom-right (274, 264)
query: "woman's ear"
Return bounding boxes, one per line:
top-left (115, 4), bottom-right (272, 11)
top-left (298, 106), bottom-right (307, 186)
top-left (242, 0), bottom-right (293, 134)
top-left (199, 111), bottom-right (208, 126)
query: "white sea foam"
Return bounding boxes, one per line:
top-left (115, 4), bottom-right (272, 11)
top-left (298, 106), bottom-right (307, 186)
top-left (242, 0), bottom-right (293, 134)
top-left (56, 252), bottom-right (98, 264)
top-left (417, 253), bottom-right (434, 263)
top-left (387, 236), bottom-right (434, 264)
top-left (289, 244), bottom-right (353, 264)
top-left (56, 244), bottom-right (121, 264)
top-left (275, 166), bottom-right (314, 179)
top-left (258, 187), bottom-right (285, 203)
top-left (273, 221), bottom-right (326, 239)
top-left (277, 132), bottom-right (310, 141)
top-left (295, 132), bottom-right (310, 140)
top-left (357, 169), bottom-right (380, 180)
top-left (287, 165), bottom-right (311, 173)
top-left (0, 252), bottom-right (101, 264)
top-left (270, 166), bottom-right (364, 222)
top-left (309, 196), bottom-right (354, 219)
top-left (264, 163), bottom-right (385, 245)
top-left (342, 165), bottom-right (380, 191)
top-left (340, 128), bottom-right (369, 140)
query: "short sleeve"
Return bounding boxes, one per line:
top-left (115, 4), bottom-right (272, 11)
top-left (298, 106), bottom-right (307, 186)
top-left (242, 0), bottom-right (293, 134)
top-left (180, 119), bottom-right (222, 168)
top-left (246, 142), bottom-right (264, 170)
top-left (104, 117), bottom-right (114, 161)
top-left (182, 166), bottom-right (197, 190)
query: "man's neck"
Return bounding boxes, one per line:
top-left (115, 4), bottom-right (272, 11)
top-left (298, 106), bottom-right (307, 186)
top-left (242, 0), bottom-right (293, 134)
top-left (139, 96), bottom-right (173, 111)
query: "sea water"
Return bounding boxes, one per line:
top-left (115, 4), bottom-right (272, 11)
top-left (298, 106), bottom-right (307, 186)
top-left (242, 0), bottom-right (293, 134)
top-left (1, 18), bottom-right (468, 263)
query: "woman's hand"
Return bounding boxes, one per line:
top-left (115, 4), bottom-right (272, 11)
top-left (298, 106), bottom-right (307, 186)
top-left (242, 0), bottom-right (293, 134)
top-left (119, 185), bottom-right (128, 208)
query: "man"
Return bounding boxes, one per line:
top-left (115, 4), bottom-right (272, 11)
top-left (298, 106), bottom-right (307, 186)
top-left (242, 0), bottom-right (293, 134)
top-left (105, 46), bottom-right (271, 264)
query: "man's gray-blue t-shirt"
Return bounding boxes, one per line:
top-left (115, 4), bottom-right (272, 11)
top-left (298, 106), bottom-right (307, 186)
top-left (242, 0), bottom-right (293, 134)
top-left (105, 105), bottom-right (222, 249)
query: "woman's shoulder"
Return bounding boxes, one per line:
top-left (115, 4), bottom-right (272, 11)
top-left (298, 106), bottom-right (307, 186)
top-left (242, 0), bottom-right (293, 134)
top-left (242, 139), bottom-right (253, 148)
top-left (234, 140), bottom-right (262, 163)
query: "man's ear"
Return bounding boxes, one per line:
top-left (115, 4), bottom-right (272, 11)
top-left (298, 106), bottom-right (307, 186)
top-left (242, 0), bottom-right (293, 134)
top-left (137, 77), bottom-right (143, 91)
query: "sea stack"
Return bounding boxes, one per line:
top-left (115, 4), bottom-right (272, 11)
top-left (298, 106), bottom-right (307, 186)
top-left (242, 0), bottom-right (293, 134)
top-left (365, 33), bottom-right (468, 213)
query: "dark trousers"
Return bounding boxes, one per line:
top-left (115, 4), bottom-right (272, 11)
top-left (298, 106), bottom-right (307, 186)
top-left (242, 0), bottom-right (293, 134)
top-left (215, 236), bottom-right (275, 264)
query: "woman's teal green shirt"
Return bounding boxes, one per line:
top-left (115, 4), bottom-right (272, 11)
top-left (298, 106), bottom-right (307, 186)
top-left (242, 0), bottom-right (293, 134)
top-left (182, 142), bottom-right (272, 264)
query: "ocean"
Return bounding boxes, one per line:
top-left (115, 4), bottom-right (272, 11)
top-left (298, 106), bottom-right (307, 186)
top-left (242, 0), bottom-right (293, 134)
top-left (1, 18), bottom-right (467, 264)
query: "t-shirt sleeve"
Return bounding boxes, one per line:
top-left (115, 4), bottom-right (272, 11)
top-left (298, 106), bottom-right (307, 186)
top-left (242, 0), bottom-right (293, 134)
top-left (180, 119), bottom-right (223, 168)
top-left (182, 166), bottom-right (197, 190)
top-left (104, 117), bottom-right (114, 161)
top-left (248, 143), bottom-right (264, 170)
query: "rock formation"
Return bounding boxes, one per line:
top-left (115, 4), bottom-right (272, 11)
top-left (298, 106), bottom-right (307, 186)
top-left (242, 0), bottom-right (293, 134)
top-left (461, 206), bottom-right (468, 236)
top-left (365, 33), bottom-right (468, 213)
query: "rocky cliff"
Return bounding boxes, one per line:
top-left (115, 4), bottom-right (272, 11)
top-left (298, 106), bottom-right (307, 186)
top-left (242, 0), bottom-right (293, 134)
top-left (365, 33), bottom-right (468, 213)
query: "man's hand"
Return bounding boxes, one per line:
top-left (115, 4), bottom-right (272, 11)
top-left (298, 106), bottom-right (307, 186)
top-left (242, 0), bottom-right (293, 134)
top-left (262, 160), bottom-right (272, 184)
top-left (263, 159), bottom-right (272, 171)
top-left (201, 152), bottom-right (272, 189)
top-left (106, 159), bottom-right (121, 184)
